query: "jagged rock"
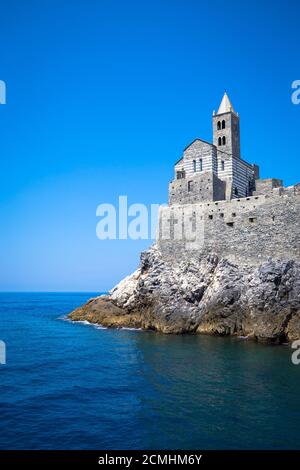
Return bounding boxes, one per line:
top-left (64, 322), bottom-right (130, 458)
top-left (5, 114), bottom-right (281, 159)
top-left (68, 245), bottom-right (300, 343)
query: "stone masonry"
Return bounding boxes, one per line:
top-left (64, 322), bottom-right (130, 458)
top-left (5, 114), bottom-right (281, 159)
top-left (159, 93), bottom-right (300, 265)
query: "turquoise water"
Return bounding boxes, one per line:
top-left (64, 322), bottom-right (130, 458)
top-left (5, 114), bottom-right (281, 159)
top-left (0, 292), bottom-right (299, 450)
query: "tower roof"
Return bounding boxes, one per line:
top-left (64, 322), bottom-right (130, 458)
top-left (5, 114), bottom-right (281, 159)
top-left (217, 92), bottom-right (235, 114)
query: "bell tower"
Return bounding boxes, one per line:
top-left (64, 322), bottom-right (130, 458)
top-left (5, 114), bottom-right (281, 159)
top-left (213, 92), bottom-right (240, 159)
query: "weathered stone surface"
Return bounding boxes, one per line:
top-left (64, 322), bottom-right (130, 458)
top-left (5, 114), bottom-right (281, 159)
top-left (159, 192), bottom-right (300, 266)
top-left (68, 245), bottom-right (300, 343)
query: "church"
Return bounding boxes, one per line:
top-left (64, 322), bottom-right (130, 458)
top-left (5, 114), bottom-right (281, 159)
top-left (169, 92), bottom-right (260, 205)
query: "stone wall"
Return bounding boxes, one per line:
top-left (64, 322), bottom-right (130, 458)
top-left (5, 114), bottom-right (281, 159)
top-left (253, 178), bottom-right (283, 196)
top-left (169, 171), bottom-right (226, 205)
top-left (170, 139), bottom-right (257, 204)
top-left (158, 191), bottom-right (300, 266)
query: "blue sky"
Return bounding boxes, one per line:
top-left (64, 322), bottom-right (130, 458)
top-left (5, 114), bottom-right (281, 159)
top-left (1, 0), bottom-right (299, 291)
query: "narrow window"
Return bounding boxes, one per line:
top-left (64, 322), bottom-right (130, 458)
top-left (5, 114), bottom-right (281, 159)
top-left (199, 158), bottom-right (203, 171)
top-left (193, 159), bottom-right (196, 172)
top-left (217, 121), bottom-right (221, 130)
top-left (222, 120), bottom-right (226, 129)
top-left (234, 187), bottom-right (239, 196)
top-left (221, 160), bottom-right (225, 171)
top-left (218, 137), bottom-right (222, 146)
top-left (188, 181), bottom-right (193, 192)
top-left (222, 136), bottom-right (226, 145)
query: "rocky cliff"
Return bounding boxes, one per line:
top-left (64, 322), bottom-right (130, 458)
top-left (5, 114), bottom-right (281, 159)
top-left (69, 245), bottom-right (300, 344)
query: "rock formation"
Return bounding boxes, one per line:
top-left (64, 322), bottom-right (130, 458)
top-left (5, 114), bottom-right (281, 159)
top-left (69, 94), bottom-right (300, 344)
top-left (69, 245), bottom-right (300, 344)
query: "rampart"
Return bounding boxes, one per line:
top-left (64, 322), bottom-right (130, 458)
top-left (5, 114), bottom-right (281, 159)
top-left (158, 190), bottom-right (300, 265)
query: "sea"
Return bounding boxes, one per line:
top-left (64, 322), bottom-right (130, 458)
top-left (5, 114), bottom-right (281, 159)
top-left (0, 292), bottom-right (299, 450)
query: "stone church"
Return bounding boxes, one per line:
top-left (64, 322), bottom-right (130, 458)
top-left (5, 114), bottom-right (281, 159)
top-left (159, 92), bottom-right (300, 264)
top-left (169, 92), bottom-right (260, 204)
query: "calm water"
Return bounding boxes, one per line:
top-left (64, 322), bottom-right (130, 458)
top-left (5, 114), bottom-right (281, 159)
top-left (0, 292), bottom-right (300, 450)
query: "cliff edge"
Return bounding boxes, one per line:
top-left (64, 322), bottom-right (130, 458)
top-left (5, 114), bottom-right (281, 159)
top-left (69, 245), bottom-right (300, 343)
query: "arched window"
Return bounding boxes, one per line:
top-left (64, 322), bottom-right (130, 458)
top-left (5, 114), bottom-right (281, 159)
top-left (221, 160), bottom-right (225, 171)
top-left (217, 121), bottom-right (221, 130)
top-left (222, 136), bottom-right (226, 145)
top-left (222, 120), bottom-right (226, 129)
top-left (199, 158), bottom-right (203, 171)
top-left (218, 137), bottom-right (222, 146)
top-left (193, 159), bottom-right (196, 172)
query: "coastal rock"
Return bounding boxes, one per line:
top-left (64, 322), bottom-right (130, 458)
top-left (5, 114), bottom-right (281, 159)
top-left (68, 245), bottom-right (300, 343)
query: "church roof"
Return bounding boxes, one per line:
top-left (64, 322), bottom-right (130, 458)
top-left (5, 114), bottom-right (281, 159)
top-left (217, 92), bottom-right (235, 114)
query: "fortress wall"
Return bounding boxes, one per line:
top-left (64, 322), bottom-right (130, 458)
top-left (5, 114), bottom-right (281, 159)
top-left (158, 193), bottom-right (300, 265)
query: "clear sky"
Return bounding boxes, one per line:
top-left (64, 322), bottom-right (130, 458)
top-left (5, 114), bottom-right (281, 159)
top-left (1, 0), bottom-right (299, 291)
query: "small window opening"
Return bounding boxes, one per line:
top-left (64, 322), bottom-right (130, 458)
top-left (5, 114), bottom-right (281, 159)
top-left (222, 120), bottom-right (226, 129)
top-left (176, 170), bottom-right (185, 180)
